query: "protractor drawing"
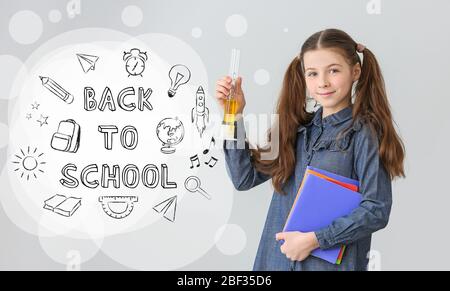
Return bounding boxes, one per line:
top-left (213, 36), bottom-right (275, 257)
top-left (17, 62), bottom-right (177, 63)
top-left (99, 196), bottom-right (138, 219)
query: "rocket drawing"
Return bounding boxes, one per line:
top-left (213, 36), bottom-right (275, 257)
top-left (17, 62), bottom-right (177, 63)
top-left (191, 86), bottom-right (209, 138)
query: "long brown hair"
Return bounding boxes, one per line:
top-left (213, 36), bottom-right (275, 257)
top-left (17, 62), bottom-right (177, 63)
top-left (251, 28), bottom-right (406, 194)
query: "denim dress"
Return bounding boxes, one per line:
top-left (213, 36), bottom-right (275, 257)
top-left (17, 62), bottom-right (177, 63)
top-left (223, 105), bottom-right (392, 271)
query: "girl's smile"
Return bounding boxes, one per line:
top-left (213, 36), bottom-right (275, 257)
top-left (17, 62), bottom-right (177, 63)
top-left (317, 91), bottom-right (336, 96)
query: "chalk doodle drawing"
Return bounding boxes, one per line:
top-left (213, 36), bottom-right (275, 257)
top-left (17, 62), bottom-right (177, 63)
top-left (99, 196), bottom-right (138, 219)
top-left (11, 146), bottom-right (46, 181)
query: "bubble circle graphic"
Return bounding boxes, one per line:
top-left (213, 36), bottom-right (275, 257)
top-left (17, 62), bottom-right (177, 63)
top-left (215, 224), bottom-right (247, 255)
top-left (4, 28), bottom-right (234, 270)
top-left (191, 27), bottom-right (202, 38)
top-left (48, 10), bottom-right (62, 23)
top-left (121, 5), bottom-right (143, 27)
top-left (0, 123), bottom-right (9, 148)
top-left (225, 14), bottom-right (248, 37)
top-left (9, 10), bottom-right (43, 44)
top-left (0, 55), bottom-right (28, 100)
top-left (254, 69), bottom-right (270, 85)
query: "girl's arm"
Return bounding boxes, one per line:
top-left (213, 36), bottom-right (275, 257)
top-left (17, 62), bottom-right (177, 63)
top-left (223, 117), bottom-right (271, 191)
top-left (314, 123), bottom-right (393, 249)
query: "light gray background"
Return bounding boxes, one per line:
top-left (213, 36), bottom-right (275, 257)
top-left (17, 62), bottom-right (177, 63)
top-left (1, 0), bottom-right (449, 270)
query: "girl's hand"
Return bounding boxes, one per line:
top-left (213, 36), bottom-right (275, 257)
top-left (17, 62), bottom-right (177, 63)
top-left (215, 76), bottom-right (246, 115)
top-left (275, 231), bottom-right (320, 262)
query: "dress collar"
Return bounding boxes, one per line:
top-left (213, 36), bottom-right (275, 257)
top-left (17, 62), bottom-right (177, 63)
top-left (299, 105), bottom-right (353, 131)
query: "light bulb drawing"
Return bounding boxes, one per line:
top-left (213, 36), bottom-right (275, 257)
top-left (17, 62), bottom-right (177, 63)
top-left (167, 64), bottom-right (191, 97)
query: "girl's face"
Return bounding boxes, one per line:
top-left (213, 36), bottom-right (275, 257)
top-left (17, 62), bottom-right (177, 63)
top-left (303, 48), bottom-right (361, 116)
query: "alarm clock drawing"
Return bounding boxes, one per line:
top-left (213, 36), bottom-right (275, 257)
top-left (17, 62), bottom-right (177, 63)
top-left (123, 48), bottom-right (148, 77)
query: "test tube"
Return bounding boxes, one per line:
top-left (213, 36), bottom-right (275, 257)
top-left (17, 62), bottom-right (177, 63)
top-left (229, 48), bottom-right (240, 88)
top-left (223, 49), bottom-right (240, 123)
top-left (223, 49), bottom-right (241, 140)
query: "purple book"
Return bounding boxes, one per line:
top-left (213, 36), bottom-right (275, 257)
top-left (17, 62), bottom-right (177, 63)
top-left (283, 167), bottom-right (362, 264)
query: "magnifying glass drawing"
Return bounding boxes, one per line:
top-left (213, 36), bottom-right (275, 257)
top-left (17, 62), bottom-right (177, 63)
top-left (184, 176), bottom-right (211, 200)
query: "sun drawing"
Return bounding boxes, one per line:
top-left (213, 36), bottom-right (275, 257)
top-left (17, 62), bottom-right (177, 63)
top-left (11, 146), bottom-right (46, 180)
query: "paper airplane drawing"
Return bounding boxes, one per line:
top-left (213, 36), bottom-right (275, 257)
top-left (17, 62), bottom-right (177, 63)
top-left (153, 195), bottom-right (177, 222)
top-left (76, 53), bottom-right (99, 73)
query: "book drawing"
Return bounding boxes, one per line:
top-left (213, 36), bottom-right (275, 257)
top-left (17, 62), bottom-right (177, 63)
top-left (44, 194), bottom-right (81, 217)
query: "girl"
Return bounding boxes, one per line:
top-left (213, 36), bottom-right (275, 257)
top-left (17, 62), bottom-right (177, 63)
top-left (215, 28), bottom-right (405, 271)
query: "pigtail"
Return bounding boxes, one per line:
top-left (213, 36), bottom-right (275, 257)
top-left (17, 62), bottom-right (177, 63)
top-left (353, 48), bottom-right (406, 179)
top-left (251, 56), bottom-right (313, 194)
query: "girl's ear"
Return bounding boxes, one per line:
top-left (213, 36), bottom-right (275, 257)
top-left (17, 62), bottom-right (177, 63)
top-left (352, 63), bottom-right (362, 82)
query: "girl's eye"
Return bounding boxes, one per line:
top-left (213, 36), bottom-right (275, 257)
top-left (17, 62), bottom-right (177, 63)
top-left (307, 72), bottom-right (317, 77)
top-left (330, 69), bottom-right (339, 74)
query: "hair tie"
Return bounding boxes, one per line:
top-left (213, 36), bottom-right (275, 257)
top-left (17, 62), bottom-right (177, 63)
top-left (356, 43), bottom-right (366, 53)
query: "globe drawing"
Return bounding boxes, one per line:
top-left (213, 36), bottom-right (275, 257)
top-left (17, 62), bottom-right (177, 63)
top-left (156, 117), bottom-right (185, 154)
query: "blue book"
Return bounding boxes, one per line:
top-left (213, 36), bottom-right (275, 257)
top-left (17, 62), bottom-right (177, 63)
top-left (283, 167), bottom-right (362, 264)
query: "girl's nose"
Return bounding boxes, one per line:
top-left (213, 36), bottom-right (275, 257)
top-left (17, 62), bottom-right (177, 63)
top-left (318, 77), bottom-right (330, 88)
